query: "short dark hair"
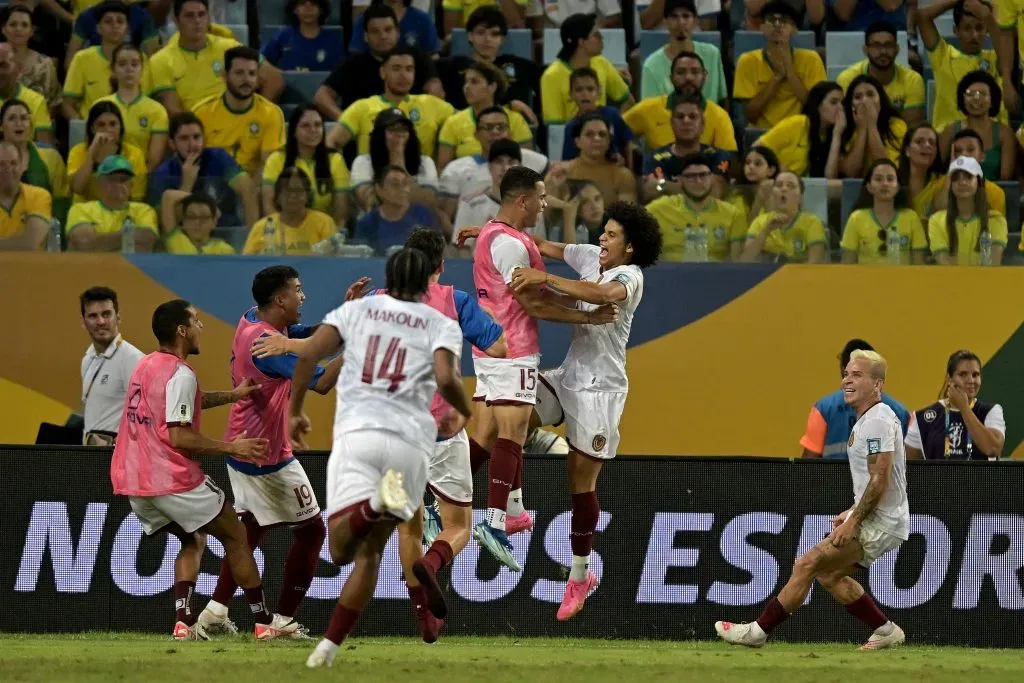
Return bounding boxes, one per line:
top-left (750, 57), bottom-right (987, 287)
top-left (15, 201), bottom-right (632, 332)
top-left (94, 1), bottom-right (130, 22)
top-left (179, 192), bottom-right (217, 218)
top-left (274, 166), bottom-right (313, 209)
top-left (476, 105), bottom-right (508, 121)
top-left (286, 0), bottom-right (329, 26)
top-left (363, 1), bottom-right (398, 30)
top-left (946, 349), bottom-right (982, 377)
top-left (952, 127), bottom-right (984, 148)
top-left (864, 21), bottom-right (897, 42)
top-left (224, 46), bottom-right (260, 72)
top-left (0, 98), bottom-right (30, 124)
top-left (840, 339), bottom-right (874, 375)
top-left (664, 0), bottom-right (697, 17)
top-left (606, 201), bottom-right (663, 269)
top-left (151, 299), bottom-right (192, 345)
top-left (569, 66), bottom-right (599, 89)
top-left (385, 248), bottom-right (431, 301)
top-left (382, 45), bottom-right (417, 65)
top-left (499, 165), bottom-right (543, 202)
top-left (169, 111), bottom-right (203, 138)
top-left (677, 152), bottom-right (712, 175)
top-left (570, 110), bottom-right (612, 147)
top-left (489, 139), bottom-right (521, 163)
top-left (760, 0), bottom-right (802, 23)
top-left (670, 49), bottom-right (706, 73)
top-left (374, 163), bottom-right (408, 185)
top-left (956, 70), bottom-right (1002, 118)
top-left (80, 286), bottom-right (119, 316)
top-left (558, 13), bottom-right (597, 61)
top-left (466, 6), bottom-right (507, 34)
top-left (405, 228), bottom-right (446, 274)
top-left (954, 0), bottom-right (991, 26)
top-left (0, 6), bottom-right (34, 27)
top-left (173, 0), bottom-right (208, 17)
top-left (252, 265), bottom-right (300, 308)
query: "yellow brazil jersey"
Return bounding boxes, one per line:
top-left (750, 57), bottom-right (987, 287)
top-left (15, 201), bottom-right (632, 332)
top-left (912, 175), bottom-right (1006, 218)
top-left (733, 48), bottom-right (826, 129)
top-left (540, 56), bottom-right (631, 124)
top-left (645, 195), bottom-right (747, 262)
top-left (759, 115), bottom-right (812, 176)
top-left (243, 210), bottom-right (337, 255)
top-left (438, 106), bottom-right (532, 158)
top-left (95, 93), bottom-right (168, 157)
top-left (843, 117), bottom-right (908, 167)
top-left (928, 210), bottom-right (1008, 263)
top-left (840, 208), bottom-right (927, 264)
top-left (442, 0), bottom-right (528, 23)
top-left (340, 95), bottom-right (455, 157)
top-left (164, 230), bottom-right (236, 254)
top-left (192, 93), bottom-right (286, 174)
top-left (25, 143), bottom-right (69, 200)
top-left (622, 94), bottom-right (737, 152)
top-left (65, 200), bottom-right (158, 237)
top-left (149, 34), bottom-right (243, 111)
top-left (927, 38), bottom-right (1007, 131)
top-left (997, 0), bottom-right (1024, 84)
top-left (0, 183), bottom-right (51, 240)
top-left (0, 85), bottom-right (52, 140)
top-left (262, 151), bottom-right (349, 214)
top-left (747, 210), bottom-right (827, 261)
top-left (67, 142), bottom-right (148, 203)
top-left (836, 61), bottom-right (926, 115)
top-left (64, 46), bottom-right (154, 119)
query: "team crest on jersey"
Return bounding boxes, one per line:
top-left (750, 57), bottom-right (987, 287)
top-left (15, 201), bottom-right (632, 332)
top-left (212, 60), bottom-right (223, 75)
top-left (249, 121), bottom-right (260, 135)
top-left (980, 60), bottom-right (991, 72)
top-left (794, 239), bottom-right (805, 252)
top-left (592, 435), bottom-right (607, 452)
top-left (867, 438), bottom-right (881, 455)
top-left (714, 226), bottom-right (725, 240)
top-left (848, 430), bottom-right (855, 447)
top-left (504, 63), bottom-right (516, 78)
top-left (316, 49), bottom-right (326, 63)
top-left (139, 116), bottom-right (149, 128)
top-left (923, 409), bottom-right (937, 423)
top-left (409, 108), bottom-right (421, 123)
top-left (891, 98), bottom-right (904, 110)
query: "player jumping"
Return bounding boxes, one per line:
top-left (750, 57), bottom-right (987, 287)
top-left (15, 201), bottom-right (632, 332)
top-left (198, 266), bottom-right (344, 639)
top-left (287, 249), bottom-right (474, 669)
top-left (715, 350), bottom-right (908, 650)
top-left (109, 299), bottom-right (273, 641)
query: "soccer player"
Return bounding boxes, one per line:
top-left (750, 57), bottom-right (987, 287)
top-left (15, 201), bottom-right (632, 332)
top-left (197, 266), bottom-right (343, 639)
top-left (287, 248), bottom-right (472, 669)
top-left (470, 165), bottom-right (617, 571)
top-left (109, 299), bottom-right (273, 641)
top-left (715, 350), bottom-right (908, 650)
top-left (507, 201), bottom-right (663, 620)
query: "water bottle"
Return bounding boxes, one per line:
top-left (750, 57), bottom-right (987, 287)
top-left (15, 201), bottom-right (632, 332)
top-left (979, 230), bottom-right (993, 266)
top-left (312, 232), bottom-right (348, 255)
top-left (120, 215), bottom-right (135, 254)
top-left (683, 226), bottom-right (695, 261)
top-left (46, 217), bottom-right (61, 252)
top-left (886, 227), bottom-right (901, 265)
top-left (696, 226), bottom-right (709, 262)
top-left (261, 216), bottom-right (278, 256)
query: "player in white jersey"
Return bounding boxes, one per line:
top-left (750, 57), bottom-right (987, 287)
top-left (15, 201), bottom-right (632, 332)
top-left (507, 201), bottom-right (663, 621)
top-left (716, 350), bottom-right (909, 651)
top-left (286, 249), bottom-right (473, 669)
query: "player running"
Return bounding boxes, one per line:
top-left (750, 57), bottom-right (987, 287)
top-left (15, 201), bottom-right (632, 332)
top-left (506, 201), bottom-right (663, 621)
top-left (198, 266), bottom-right (343, 639)
top-left (715, 350), bottom-right (908, 650)
top-left (110, 299), bottom-right (274, 641)
top-left (287, 249), bottom-right (473, 669)
top-left (470, 166), bottom-right (618, 572)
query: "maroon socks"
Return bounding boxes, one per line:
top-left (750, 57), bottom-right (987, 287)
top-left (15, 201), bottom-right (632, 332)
top-left (276, 518), bottom-right (326, 617)
top-left (755, 597), bottom-right (791, 634)
top-left (174, 580), bottom-right (196, 626)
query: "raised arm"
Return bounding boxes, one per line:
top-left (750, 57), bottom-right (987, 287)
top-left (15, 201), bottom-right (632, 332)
top-left (511, 267), bottom-right (628, 306)
top-left (917, 0), bottom-right (958, 52)
top-left (512, 286), bottom-right (617, 325)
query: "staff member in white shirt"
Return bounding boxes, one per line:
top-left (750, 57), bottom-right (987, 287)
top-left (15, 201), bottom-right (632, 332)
top-left (80, 286), bottom-right (144, 445)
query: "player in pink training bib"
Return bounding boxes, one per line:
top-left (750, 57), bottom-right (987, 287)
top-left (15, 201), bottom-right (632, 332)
top-left (198, 266), bottom-right (344, 640)
top-left (110, 299), bottom-right (273, 642)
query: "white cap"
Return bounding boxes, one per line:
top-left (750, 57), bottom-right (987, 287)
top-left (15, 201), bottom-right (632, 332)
top-left (948, 156), bottom-right (984, 179)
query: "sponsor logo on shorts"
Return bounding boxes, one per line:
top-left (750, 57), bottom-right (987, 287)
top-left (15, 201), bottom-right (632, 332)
top-left (592, 435), bottom-right (607, 452)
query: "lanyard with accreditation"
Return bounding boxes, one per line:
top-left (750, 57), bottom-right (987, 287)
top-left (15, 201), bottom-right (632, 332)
top-left (81, 335), bottom-right (124, 446)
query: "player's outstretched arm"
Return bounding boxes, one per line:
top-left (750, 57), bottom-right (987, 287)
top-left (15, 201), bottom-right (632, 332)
top-left (512, 288), bottom-right (618, 326)
top-left (201, 378), bottom-right (261, 409)
top-left (290, 325), bottom-right (344, 429)
top-left (311, 355), bottom-right (344, 395)
top-left (168, 425), bottom-right (268, 462)
top-left (251, 334), bottom-right (309, 359)
top-left (511, 267), bottom-right (627, 306)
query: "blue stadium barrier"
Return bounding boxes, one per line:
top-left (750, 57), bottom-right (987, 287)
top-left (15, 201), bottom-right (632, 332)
top-left (733, 31), bottom-right (815, 63)
top-left (281, 72), bottom-right (330, 104)
top-left (547, 125), bottom-right (565, 161)
top-left (803, 178), bottom-right (830, 239)
top-left (225, 24), bottom-right (249, 45)
top-left (840, 178), bottom-right (863, 229)
top-left (450, 28), bottom-right (532, 60)
top-left (638, 30), bottom-right (722, 62)
top-left (825, 31), bottom-right (910, 71)
top-left (258, 26), bottom-right (346, 55)
top-left (543, 28), bottom-right (627, 66)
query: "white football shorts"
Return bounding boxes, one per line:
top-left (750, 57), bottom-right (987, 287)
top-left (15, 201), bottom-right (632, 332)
top-left (326, 429), bottom-right (429, 522)
top-left (428, 429), bottom-right (472, 505)
top-left (535, 367), bottom-right (626, 460)
top-left (472, 354), bottom-right (540, 406)
top-left (855, 516), bottom-right (905, 567)
top-left (227, 458), bottom-right (321, 527)
top-left (129, 476), bottom-right (226, 536)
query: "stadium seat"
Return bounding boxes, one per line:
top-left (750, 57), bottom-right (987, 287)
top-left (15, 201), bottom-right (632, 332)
top-left (733, 31), bottom-right (815, 63)
top-left (450, 28), bottom-right (531, 60)
top-left (840, 178), bottom-right (863, 229)
top-left (825, 31), bottom-right (910, 71)
top-left (281, 103), bottom-right (299, 122)
top-left (259, 26), bottom-right (345, 54)
top-left (997, 181), bottom-right (1021, 235)
top-left (803, 178), bottom-right (829, 242)
top-left (637, 30), bottom-right (722, 62)
top-left (548, 125), bottom-right (565, 161)
top-left (69, 119), bottom-right (86, 150)
top-left (224, 0), bottom-right (246, 25)
top-left (281, 71), bottom-right (329, 104)
top-left (225, 24), bottom-right (249, 45)
top-left (543, 29), bottom-right (627, 67)
top-left (926, 79), bottom-right (935, 123)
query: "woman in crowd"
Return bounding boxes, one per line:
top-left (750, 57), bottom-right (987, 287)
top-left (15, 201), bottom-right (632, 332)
top-left (726, 145), bottom-right (780, 224)
top-left (436, 61), bottom-right (534, 171)
top-left (350, 108), bottom-right (438, 213)
top-left (261, 0), bottom-right (344, 72)
top-left (0, 99), bottom-right (67, 217)
top-left (938, 71), bottom-right (1014, 181)
top-left (897, 123), bottom-right (946, 219)
top-left (1, 6), bottom-right (60, 114)
top-left (838, 74), bottom-right (907, 179)
top-left (758, 81), bottom-right (845, 179)
top-left (552, 112), bottom-right (635, 206)
top-left (262, 104), bottom-right (349, 226)
top-left (740, 171), bottom-right (827, 263)
top-left (905, 350), bottom-right (1006, 460)
top-left (68, 101), bottom-right (147, 203)
top-left (96, 43), bottom-right (168, 171)
top-left (353, 165), bottom-right (439, 255)
top-left (559, 180), bottom-right (607, 245)
top-left (927, 156), bottom-right (1007, 265)
top-left (243, 167), bottom-right (336, 255)
top-left (840, 159), bottom-right (927, 264)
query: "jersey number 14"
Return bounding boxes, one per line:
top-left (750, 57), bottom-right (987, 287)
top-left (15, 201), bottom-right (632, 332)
top-left (361, 335), bottom-right (407, 392)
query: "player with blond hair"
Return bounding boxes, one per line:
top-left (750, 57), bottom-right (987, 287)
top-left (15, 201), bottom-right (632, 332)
top-left (716, 349), bottom-right (908, 650)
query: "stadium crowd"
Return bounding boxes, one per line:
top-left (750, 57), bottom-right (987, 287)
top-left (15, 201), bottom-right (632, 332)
top-left (0, 0), bottom-right (1022, 265)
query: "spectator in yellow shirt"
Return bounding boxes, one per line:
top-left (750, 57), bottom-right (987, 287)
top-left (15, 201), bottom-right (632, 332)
top-left (68, 101), bottom-right (148, 204)
top-left (838, 74), bottom-right (908, 178)
top-left (192, 46), bottom-right (287, 176)
top-left (840, 159), bottom-right (928, 264)
top-left (898, 123), bottom-right (947, 218)
top-left (96, 43), bottom-right (169, 171)
top-left (740, 170), bottom-right (828, 262)
top-left (540, 13), bottom-right (634, 124)
top-left (929, 128), bottom-right (1006, 213)
top-left (161, 192), bottom-right (236, 254)
top-left (733, 1), bottom-right (826, 129)
top-left (937, 70), bottom-right (1015, 180)
top-left (837, 22), bottom-right (926, 126)
top-left (0, 43), bottom-right (52, 143)
top-left (65, 154), bottom-right (158, 252)
top-left (725, 145), bottom-right (781, 223)
top-left (243, 166), bottom-right (337, 254)
top-left (928, 155), bottom-right (1007, 265)
top-left (758, 81), bottom-right (846, 178)
top-left (1, 99), bottom-right (67, 220)
top-left (0, 140), bottom-right (50, 250)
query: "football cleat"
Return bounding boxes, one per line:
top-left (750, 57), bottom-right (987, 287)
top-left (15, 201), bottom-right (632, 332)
top-left (172, 620), bottom-right (209, 641)
top-left (861, 623), bottom-right (905, 651)
top-left (473, 522), bottom-right (522, 572)
top-left (557, 571), bottom-right (599, 621)
top-left (255, 613), bottom-right (309, 640)
top-left (714, 621), bottom-right (766, 648)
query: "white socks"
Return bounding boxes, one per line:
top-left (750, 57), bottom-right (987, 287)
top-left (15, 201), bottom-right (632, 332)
top-left (486, 507), bottom-right (506, 530)
top-left (569, 554), bottom-right (590, 582)
top-left (507, 488), bottom-right (525, 516)
top-left (205, 600), bottom-right (228, 618)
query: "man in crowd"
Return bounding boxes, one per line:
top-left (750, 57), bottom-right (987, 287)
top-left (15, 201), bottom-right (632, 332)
top-left (66, 155), bottom-right (158, 252)
top-left (640, 0), bottom-right (726, 104)
top-left (63, 1), bottom-right (139, 121)
top-left (837, 22), bottom-right (925, 125)
top-left (0, 140), bottom-right (50, 250)
top-left (66, 0), bottom-right (160, 67)
top-left (561, 68), bottom-right (634, 163)
top-left (454, 140), bottom-right (546, 241)
top-left (444, 0), bottom-right (528, 32)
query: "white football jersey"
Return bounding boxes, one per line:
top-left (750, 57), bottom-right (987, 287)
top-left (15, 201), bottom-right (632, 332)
top-left (322, 295), bottom-right (463, 450)
top-left (848, 402), bottom-right (910, 540)
top-left (556, 244), bottom-right (643, 393)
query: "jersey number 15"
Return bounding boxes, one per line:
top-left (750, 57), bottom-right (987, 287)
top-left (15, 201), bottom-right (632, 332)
top-left (361, 334), bottom-right (407, 392)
